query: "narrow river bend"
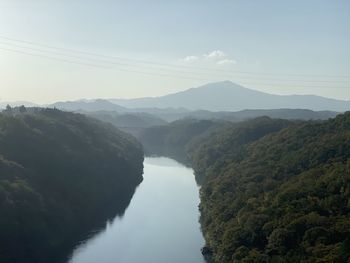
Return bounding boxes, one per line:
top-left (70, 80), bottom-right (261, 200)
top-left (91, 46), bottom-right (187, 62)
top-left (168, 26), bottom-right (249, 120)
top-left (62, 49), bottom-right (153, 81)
top-left (69, 157), bottom-right (206, 263)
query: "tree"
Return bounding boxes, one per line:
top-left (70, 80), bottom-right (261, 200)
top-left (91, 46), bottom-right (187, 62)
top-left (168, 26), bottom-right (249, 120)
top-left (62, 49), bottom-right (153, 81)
top-left (4, 104), bottom-right (12, 115)
top-left (19, 105), bottom-right (27, 113)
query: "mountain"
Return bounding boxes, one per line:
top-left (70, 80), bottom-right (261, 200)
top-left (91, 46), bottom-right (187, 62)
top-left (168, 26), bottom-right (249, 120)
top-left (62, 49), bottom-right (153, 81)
top-left (50, 99), bottom-right (128, 112)
top-left (222, 108), bottom-right (338, 121)
top-left (84, 111), bottom-right (168, 137)
top-left (191, 114), bottom-right (350, 262)
top-left (0, 108), bottom-right (144, 263)
top-left (110, 81), bottom-right (350, 112)
top-left (85, 111), bottom-right (167, 128)
top-left (138, 119), bottom-right (224, 164)
top-left (138, 115), bottom-right (350, 262)
top-left (151, 108), bottom-right (338, 122)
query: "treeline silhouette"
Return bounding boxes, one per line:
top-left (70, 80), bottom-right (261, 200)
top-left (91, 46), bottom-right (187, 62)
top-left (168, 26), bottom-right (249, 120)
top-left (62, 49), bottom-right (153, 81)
top-left (0, 107), bottom-right (144, 263)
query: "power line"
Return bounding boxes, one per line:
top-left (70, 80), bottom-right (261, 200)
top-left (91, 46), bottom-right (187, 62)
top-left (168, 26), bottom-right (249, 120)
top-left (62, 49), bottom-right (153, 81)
top-left (1, 35), bottom-right (349, 79)
top-left (0, 40), bottom-right (217, 77)
top-left (0, 41), bottom-right (349, 89)
top-left (1, 40), bottom-right (350, 86)
top-left (0, 46), bottom-right (214, 81)
top-left (2, 46), bottom-right (350, 89)
top-left (0, 46), bottom-right (111, 69)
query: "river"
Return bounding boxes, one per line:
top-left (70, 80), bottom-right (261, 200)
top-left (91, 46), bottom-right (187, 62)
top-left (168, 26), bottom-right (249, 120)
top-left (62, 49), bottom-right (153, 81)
top-left (69, 157), bottom-right (206, 263)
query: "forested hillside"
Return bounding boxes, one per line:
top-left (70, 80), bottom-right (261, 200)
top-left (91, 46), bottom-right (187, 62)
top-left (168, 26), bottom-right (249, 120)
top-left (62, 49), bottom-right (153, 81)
top-left (188, 117), bottom-right (292, 183)
top-left (193, 113), bottom-right (350, 262)
top-left (0, 108), bottom-right (144, 263)
top-left (84, 110), bottom-right (167, 137)
top-left (140, 114), bottom-right (350, 262)
top-left (139, 117), bottom-right (291, 181)
top-left (138, 119), bottom-right (224, 165)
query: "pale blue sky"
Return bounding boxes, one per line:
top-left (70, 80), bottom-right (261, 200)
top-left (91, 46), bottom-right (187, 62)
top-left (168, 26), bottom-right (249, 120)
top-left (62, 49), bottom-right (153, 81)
top-left (0, 0), bottom-right (349, 103)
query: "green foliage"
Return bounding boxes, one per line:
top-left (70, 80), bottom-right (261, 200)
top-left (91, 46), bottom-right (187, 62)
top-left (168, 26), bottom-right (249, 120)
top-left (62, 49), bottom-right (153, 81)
top-left (140, 113), bottom-right (350, 262)
top-left (138, 119), bottom-right (224, 165)
top-left (190, 113), bottom-right (350, 262)
top-left (0, 108), bottom-right (144, 263)
top-left (85, 110), bottom-right (168, 137)
top-left (189, 117), bottom-right (291, 183)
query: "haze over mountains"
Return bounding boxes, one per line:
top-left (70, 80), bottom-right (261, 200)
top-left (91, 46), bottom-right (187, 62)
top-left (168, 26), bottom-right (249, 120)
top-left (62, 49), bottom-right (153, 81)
top-left (110, 81), bottom-right (350, 112)
top-left (50, 99), bottom-right (128, 112)
top-left (47, 81), bottom-right (349, 112)
top-left (2, 81), bottom-right (348, 123)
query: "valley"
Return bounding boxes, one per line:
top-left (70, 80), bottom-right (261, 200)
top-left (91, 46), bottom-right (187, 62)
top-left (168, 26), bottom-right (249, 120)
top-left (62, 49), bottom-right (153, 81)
top-left (1, 2), bottom-right (349, 262)
top-left (139, 114), bottom-right (350, 262)
top-left (1, 83), bottom-right (350, 263)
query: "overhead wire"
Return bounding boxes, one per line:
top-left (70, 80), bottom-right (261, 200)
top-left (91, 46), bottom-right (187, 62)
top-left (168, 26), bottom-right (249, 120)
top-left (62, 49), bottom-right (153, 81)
top-left (0, 36), bottom-right (349, 89)
top-left (1, 39), bottom-right (350, 84)
top-left (1, 35), bottom-right (349, 79)
top-left (0, 46), bottom-right (214, 81)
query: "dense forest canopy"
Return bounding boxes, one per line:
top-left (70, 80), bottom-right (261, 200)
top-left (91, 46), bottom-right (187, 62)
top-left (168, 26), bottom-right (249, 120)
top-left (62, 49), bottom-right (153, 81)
top-left (0, 107), bottom-right (144, 263)
top-left (194, 113), bottom-right (350, 262)
top-left (140, 114), bottom-right (350, 262)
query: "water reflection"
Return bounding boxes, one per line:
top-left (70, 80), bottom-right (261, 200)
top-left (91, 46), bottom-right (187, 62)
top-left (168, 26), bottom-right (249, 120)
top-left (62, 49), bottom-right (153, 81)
top-left (69, 157), bottom-right (205, 263)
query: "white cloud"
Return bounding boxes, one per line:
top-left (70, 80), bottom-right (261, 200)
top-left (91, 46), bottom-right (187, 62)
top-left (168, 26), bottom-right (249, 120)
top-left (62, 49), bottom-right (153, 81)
top-left (181, 50), bottom-right (236, 66)
top-left (204, 50), bottom-right (226, 59)
top-left (181, 55), bottom-right (199, 62)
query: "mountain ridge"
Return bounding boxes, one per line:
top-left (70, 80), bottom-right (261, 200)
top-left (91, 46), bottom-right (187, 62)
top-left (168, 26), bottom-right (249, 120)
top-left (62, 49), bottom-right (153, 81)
top-left (6, 81), bottom-right (350, 113)
top-left (49, 99), bottom-right (128, 112)
top-left (110, 81), bottom-right (350, 112)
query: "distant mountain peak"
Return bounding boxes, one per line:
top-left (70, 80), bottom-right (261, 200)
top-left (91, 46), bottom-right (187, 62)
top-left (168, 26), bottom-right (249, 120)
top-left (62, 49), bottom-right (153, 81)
top-left (47, 81), bottom-right (350, 112)
top-left (110, 81), bottom-right (350, 112)
top-left (49, 98), bottom-right (127, 112)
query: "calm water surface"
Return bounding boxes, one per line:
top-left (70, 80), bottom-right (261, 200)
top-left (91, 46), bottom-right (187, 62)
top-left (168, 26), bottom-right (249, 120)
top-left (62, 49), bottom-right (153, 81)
top-left (69, 157), bottom-right (206, 263)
